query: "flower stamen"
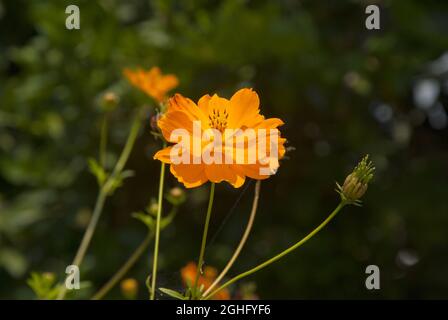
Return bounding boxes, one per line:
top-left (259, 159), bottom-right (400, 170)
top-left (208, 108), bottom-right (229, 131)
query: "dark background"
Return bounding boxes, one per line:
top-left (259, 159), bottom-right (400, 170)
top-left (1, 0), bottom-right (448, 299)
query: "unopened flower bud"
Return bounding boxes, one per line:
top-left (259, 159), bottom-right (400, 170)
top-left (337, 155), bottom-right (375, 205)
top-left (148, 199), bottom-right (159, 216)
top-left (166, 187), bottom-right (186, 206)
top-left (170, 187), bottom-right (183, 198)
top-left (42, 272), bottom-right (56, 284)
top-left (101, 92), bottom-right (119, 111)
top-left (120, 278), bottom-right (138, 300)
top-left (342, 173), bottom-right (368, 200)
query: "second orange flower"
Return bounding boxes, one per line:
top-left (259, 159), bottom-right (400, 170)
top-left (124, 66), bottom-right (178, 103)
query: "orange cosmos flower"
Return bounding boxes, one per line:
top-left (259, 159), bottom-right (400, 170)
top-left (181, 262), bottom-right (230, 300)
top-left (153, 88), bottom-right (286, 188)
top-left (123, 67), bottom-right (178, 102)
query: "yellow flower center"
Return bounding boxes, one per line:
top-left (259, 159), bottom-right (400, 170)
top-left (208, 108), bottom-right (229, 131)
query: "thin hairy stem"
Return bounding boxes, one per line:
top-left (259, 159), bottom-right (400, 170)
top-left (204, 201), bottom-right (347, 300)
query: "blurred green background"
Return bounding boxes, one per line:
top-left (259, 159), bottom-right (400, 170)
top-left (1, 0), bottom-right (448, 299)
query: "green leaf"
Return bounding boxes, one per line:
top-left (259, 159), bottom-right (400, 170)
top-left (105, 170), bottom-right (134, 195)
top-left (87, 158), bottom-right (107, 186)
top-left (0, 247), bottom-right (28, 278)
top-left (160, 208), bottom-right (178, 230)
top-left (159, 288), bottom-right (187, 300)
top-left (132, 211), bottom-right (154, 230)
top-left (145, 275), bottom-right (152, 294)
top-left (27, 272), bottom-right (62, 300)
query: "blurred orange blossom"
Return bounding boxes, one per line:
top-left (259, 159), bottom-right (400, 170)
top-left (181, 262), bottom-right (230, 300)
top-left (123, 66), bottom-right (178, 102)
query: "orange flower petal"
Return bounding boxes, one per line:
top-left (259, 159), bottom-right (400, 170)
top-left (235, 164), bottom-right (272, 180)
top-left (160, 74), bottom-right (179, 91)
top-left (170, 164), bottom-right (208, 188)
top-left (204, 164), bottom-right (245, 188)
top-left (208, 94), bottom-right (231, 117)
top-left (228, 88), bottom-right (264, 128)
top-left (254, 117), bottom-right (285, 129)
top-left (168, 94), bottom-right (208, 124)
top-left (153, 146), bottom-right (173, 163)
top-left (198, 94), bottom-right (212, 113)
top-left (158, 110), bottom-right (197, 142)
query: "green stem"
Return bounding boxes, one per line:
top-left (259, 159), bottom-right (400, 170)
top-left (149, 160), bottom-right (166, 300)
top-left (99, 115), bottom-right (108, 168)
top-left (57, 189), bottom-right (107, 300)
top-left (203, 180), bottom-right (261, 297)
top-left (92, 231), bottom-right (154, 300)
top-left (203, 201), bottom-right (347, 300)
top-left (193, 182), bottom-right (216, 297)
top-left (57, 111), bottom-right (142, 300)
top-left (111, 112), bottom-right (142, 176)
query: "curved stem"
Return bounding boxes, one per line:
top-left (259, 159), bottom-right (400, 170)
top-left (57, 111), bottom-right (142, 300)
top-left (112, 112), bottom-right (142, 176)
top-left (150, 160), bottom-right (166, 300)
top-left (92, 231), bottom-right (153, 300)
top-left (193, 182), bottom-right (216, 295)
top-left (203, 180), bottom-right (261, 297)
top-left (203, 201), bottom-right (347, 300)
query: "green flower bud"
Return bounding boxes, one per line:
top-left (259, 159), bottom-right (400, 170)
top-left (337, 155), bottom-right (375, 205)
top-left (147, 198), bottom-right (159, 216)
